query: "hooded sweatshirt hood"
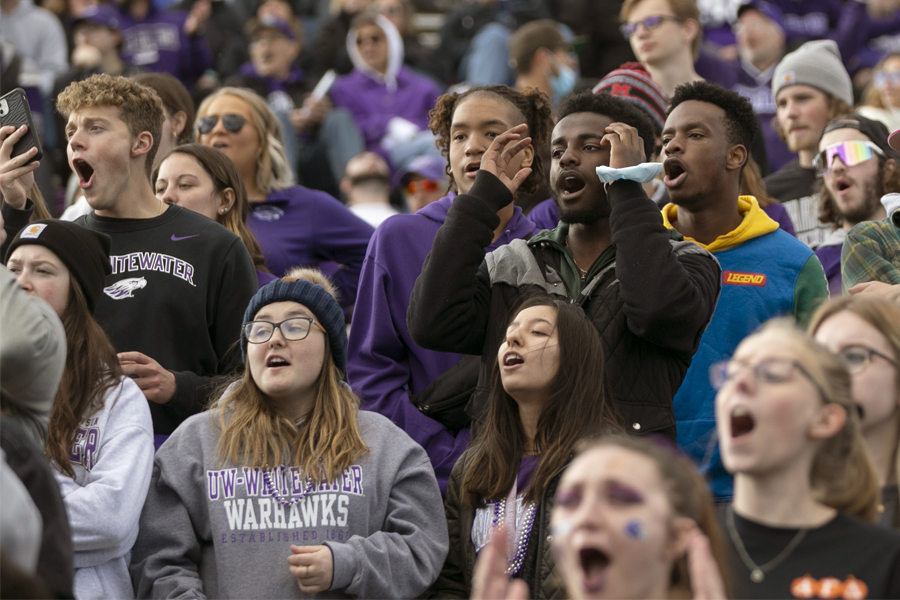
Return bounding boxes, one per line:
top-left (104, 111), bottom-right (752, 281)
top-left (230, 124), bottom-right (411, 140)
top-left (347, 14), bottom-right (404, 91)
top-left (662, 196), bottom-right (779, 253)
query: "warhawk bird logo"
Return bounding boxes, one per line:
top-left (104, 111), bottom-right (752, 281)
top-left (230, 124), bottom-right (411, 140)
top-left (104, 277), bottom-right (147, 300)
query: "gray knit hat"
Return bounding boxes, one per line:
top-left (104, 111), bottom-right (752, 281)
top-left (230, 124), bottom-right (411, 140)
top-left (241, 277), bottom-right (347, 374)
top-left (772, 40), bottom-right (853, 107)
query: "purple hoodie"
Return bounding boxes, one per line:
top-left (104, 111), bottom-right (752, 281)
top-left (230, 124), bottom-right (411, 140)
top-left (247, 185), bottom-right (374, 312)
top-left (347, 194), bottom-right (539, 495)
top-left (329, 67), bottom-right (441, 165)
top-left (120, 5), bottom-right (212, 86)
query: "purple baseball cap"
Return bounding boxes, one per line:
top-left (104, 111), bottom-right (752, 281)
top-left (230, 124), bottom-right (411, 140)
top-left (72, 4), bottom-right (122, 30)
top-left (736, 0), bottom-right (785, 32)
top-left (250, 15), bottom-right (298, 41)
top-left (395, 155), bottom-right (447, 188)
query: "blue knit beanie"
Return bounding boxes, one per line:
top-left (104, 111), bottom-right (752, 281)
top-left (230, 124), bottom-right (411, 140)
top-left (241, 278), bottom-right (347, 374)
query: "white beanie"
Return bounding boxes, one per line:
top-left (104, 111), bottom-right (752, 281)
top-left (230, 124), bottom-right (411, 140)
top-left (772, 40), bottom-right (853, 106)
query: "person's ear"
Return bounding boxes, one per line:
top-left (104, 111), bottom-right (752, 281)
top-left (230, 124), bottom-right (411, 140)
top-left (809, 403), bottom-right (847, 441)
top-left (883, 158), bottom-right (897, 189)
top-left (171, 110), bottom-right (188, 142)
top-left (682, 18), bottom-right (700, 47)
top-left (663, 517), bottom-right (695, 563)
top-left (219, 187), bottom-right (236, 214)
top-left (131, 131), bottom-right (154, 159)
top-left (727, 144), bottom-right (748, 172)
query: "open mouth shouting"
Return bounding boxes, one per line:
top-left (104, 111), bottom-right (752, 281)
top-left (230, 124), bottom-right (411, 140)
top-left (464, 160), bottom-right (481, 179)
top-left (578, 546), bottom-right (610, 593)
top-left (730, 406), bottom-right (755, 440)
top-left (832, 177), bottom-right (853, 194)
top-left (502, 351), bottom-right (525, 369)
top-left (557, 171), bottom-right (586, 201)
top-left (663, 158), bottom-right (687, 188)
top-left (265, 354), bottom-right (291, 370)
top-left (72, 157), bottom-right (95, 190)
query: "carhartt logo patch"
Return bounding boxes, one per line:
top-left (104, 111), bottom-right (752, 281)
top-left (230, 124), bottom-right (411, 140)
top-left (723, 271), bottom-right (766, 286)
top-left (20, 223), bottom-right (48, 239)
top-left (780, 70), bottom-right (795, 85)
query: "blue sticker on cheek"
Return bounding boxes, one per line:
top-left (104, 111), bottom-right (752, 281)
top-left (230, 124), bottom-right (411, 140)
top-left (624, 519), bottom-right (646, 540)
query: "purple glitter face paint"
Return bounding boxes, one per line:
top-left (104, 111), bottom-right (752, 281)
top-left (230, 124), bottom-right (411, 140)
top-left (624, 519), bottom-right (646, 540)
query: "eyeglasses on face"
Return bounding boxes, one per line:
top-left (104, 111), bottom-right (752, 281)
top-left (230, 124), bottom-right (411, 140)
top-left (813, 140), bottom-right (885, 175)
top-left (838, 345), bottom-right (899, 374)
top-left (406, 179), bottom-right (440, 195)
top-left (620, 15), bottom-right (685, 40)
top-left (243, 317), bottom-right (319, 344)
top-left (709, 358), bottom-right (827, 399)
top-left (197, 113), bottom-right (247, 135)
top-left (875, 71), bottom-right (900, 88)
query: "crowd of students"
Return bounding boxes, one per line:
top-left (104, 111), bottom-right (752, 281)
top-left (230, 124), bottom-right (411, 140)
top-left (2, 0), bottom-right (900, 599)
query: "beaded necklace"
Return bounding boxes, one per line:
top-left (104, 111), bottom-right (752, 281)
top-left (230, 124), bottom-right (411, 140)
top-left (262, 466), bottom-right (314, 506)
top-left (490, 471), bottom-right (538, 576)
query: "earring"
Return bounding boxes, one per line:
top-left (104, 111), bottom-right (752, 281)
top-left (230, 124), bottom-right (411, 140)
top-left (220, 208), bottom-right (228, 214)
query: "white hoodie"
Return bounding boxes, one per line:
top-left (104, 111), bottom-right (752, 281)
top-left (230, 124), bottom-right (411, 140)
top-left (53, 376), bottom-right (154, 600)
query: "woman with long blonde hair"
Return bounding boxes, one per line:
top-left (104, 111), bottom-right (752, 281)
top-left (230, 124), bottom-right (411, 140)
top-left (131, 268), bottom-right (448, 598)
top-left (195, 87), bottom-right (373, 317)
top-left (714, 319), bottom-right (900, 598)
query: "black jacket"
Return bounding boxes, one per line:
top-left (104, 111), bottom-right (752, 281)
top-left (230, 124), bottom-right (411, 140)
top-left (408, 172), bottom-right (721, 440)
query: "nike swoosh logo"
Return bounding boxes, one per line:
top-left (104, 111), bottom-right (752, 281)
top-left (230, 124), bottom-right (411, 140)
top-left (171, 234), bottom-right (198, 241)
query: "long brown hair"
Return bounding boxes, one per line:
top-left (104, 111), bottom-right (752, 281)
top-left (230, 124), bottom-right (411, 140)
top-left (463, 294), bottom-right (624, 507)
top-left (211, 269), bottom-right (367, 482)
top-left (758, 319), bottom-right (881, 521)
top-left (154, 144), bottom-right (270, 273)
top-left (569, 436), bottom-right (730, 600)
top-left (46, 275), bottom-right (123, 478)
top-left (808, 296), bottom-right (900, 494)
top-left (429, 85), bottom-right (554, 195)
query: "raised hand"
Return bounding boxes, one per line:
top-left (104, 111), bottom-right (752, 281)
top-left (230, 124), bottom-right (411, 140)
top-left (686, 526), bottom-right (727, 600)
top-left (0, 125), bottom-right (40, 210)
top-left (471, 523), bottom-right (529, 600)
top-left (479, 123), bottom-right (533, 197)
top-left (601, 122), bottom-right (646, 170)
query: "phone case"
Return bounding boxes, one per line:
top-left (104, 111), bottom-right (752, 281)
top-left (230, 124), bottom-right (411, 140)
top-left (0, 88), bottom-right (44, 163)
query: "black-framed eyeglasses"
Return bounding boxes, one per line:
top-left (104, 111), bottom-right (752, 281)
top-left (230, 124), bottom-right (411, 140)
top-left (838, 345), bottom-right (899, 374)
top-left (620, 15), bottom-right (685, 40)
top-left (243, 317), bottom-right (319, 344)
top-left (197, 113), bottom-right (246, 135)
top-left (709, 358), bottom-right (828, 399)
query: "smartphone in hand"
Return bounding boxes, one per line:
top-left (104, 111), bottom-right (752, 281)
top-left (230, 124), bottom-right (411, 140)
top-left (0, 88), bottom-right (43, 163)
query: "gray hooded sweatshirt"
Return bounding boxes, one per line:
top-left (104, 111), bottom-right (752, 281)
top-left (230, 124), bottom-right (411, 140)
top-left (130, 409), bottom-right (448, 599)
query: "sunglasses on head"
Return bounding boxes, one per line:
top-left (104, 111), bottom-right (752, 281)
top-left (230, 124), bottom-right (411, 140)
top-left (406, 179), bottom-right (440, 194)
top-left (813, 140), bottom-right (885, 175)
top-left (197, 113), bottom-right (246, 135)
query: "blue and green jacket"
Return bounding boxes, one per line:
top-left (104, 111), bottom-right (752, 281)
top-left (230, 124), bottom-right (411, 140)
top-left (663, 197), bottom-right (829, 499)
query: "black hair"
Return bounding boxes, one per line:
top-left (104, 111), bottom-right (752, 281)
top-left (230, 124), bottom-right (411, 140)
top-left (668, 81), bottom-right (760, 154)
top-left (557, 89), bottom-right (656, 162)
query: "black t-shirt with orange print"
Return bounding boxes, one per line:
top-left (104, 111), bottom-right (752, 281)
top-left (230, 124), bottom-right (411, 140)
top-left (722, 509), bottom-right (900, 599)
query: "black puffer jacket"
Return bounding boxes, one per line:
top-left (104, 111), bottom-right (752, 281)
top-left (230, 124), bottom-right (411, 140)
top-left (408, 172), bottom-right (721, 440)
top-left (427, 450), bottom-right (567, 600)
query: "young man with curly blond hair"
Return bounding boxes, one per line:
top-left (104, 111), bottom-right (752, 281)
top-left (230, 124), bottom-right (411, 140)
top-left (55, 73), bottom-right (256, 442)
